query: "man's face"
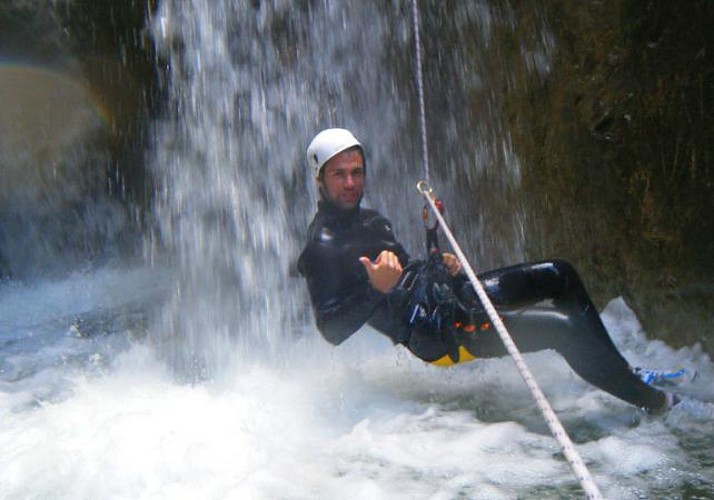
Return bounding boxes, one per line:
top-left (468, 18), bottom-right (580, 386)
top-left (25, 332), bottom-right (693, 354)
top-left (318, 148), bottom-right (365, 210)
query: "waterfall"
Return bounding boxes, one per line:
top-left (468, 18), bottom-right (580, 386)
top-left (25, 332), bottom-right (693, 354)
top-left (1, 4), bottom-right (713, 498)
top-left (146, 0), bottom-right (533, 378)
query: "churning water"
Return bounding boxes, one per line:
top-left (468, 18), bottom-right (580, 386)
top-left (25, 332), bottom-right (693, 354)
top-left (1, 272), bottom-right (713, 498)
top-left (1, 1), bottom-right (713, 499)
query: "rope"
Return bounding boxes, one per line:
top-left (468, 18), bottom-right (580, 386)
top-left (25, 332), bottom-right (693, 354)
top-left (411, 0), bottom-right (430, 183)
top-left (417, 181), bottom-right (603, 500)
top-left (409, 4), bottom-right (602, 495)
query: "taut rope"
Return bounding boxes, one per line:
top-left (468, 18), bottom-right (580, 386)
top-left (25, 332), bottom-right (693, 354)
top-left (410, 1), bottom-right (603, 497)
top-left (411, 0), bottom-right (430, 183)
top-left (417, 181), bottom-right (603, 500)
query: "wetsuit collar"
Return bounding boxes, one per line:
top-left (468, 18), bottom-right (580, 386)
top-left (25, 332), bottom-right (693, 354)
top-left (317, 199), bottom-right (361, 226)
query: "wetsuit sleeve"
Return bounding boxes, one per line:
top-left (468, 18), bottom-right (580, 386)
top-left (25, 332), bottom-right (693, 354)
top-left (299, 242), bottom-right (384, 345)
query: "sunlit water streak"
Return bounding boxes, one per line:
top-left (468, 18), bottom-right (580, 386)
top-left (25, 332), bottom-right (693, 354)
top-left (146, 0), bottom-right (528, 380)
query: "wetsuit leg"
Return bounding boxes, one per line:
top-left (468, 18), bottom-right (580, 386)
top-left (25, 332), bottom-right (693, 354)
top-left (458, 259), bottom-right (666, 412)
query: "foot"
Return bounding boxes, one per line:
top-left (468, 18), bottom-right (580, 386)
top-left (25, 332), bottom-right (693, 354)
top-left (633, 367), bottom-right (698, 388)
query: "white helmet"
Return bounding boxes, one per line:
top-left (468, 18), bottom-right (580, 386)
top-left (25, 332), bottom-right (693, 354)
top-left (306, 128), bottom-right (363, 176)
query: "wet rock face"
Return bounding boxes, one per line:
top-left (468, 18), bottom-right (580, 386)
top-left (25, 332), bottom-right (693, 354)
top-left (497, 1), bottom-right (714, 350)
top-left (413, 1), bottom-right (713, 351)
top-left (0, 0), bottom-right (159, 278)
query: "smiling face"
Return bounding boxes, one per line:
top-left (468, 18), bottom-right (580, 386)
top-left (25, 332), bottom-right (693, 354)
top-left (318, 147), bottom-right (365, 210)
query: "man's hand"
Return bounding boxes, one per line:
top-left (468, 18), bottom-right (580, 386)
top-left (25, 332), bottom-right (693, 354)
top-left (442, 252), bottom-right (461, 276)
top-left (359, 250), bottom-right (403, 293)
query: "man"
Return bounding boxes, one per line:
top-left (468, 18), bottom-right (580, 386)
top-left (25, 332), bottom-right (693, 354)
top-left (298, 128), bottom-right (676, 414)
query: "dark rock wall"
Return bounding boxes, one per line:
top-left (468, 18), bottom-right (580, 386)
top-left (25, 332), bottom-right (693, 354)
top-left (57, 0), bottom-right (163, 217)
top-left (0, 0), bottom-right (161, 277)
top-left (498, 1), bottom-right (714, 350)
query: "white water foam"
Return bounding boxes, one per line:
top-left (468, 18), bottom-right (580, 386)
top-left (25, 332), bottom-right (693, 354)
top-left (1, 272), bottom-right (712, 499)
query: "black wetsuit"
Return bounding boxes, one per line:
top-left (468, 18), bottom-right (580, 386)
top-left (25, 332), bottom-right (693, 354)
top-left (298, 201), bottom-right (667, 412)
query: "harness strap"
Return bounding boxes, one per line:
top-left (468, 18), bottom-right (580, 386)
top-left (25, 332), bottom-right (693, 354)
top-left (422, 199), bottom-right (444, 254)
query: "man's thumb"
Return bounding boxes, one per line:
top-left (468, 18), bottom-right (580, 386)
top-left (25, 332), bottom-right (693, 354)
top-left (359, 256), bottom-right (374, 272)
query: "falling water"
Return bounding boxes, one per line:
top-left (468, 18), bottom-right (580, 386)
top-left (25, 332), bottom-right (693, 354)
top-left (1, 2), bottom-right (713, 499)
top-left (146, 0), bottom-right (534, 377)
top-left (147, 0), bottom-right (393, 375)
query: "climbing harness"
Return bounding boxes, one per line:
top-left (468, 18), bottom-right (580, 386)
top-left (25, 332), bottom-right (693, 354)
top-left (410, 1), bottom-right (603, 497)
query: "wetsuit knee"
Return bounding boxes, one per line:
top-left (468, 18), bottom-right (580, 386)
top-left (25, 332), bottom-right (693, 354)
top-left (548, 259), bottom-right (580, 293)
top-left (549, 258), bottom-right (576, 275)
top-left (530, 259), bottom-right (573, 299)
top-left (525, 259), bottom-right (594, 315)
